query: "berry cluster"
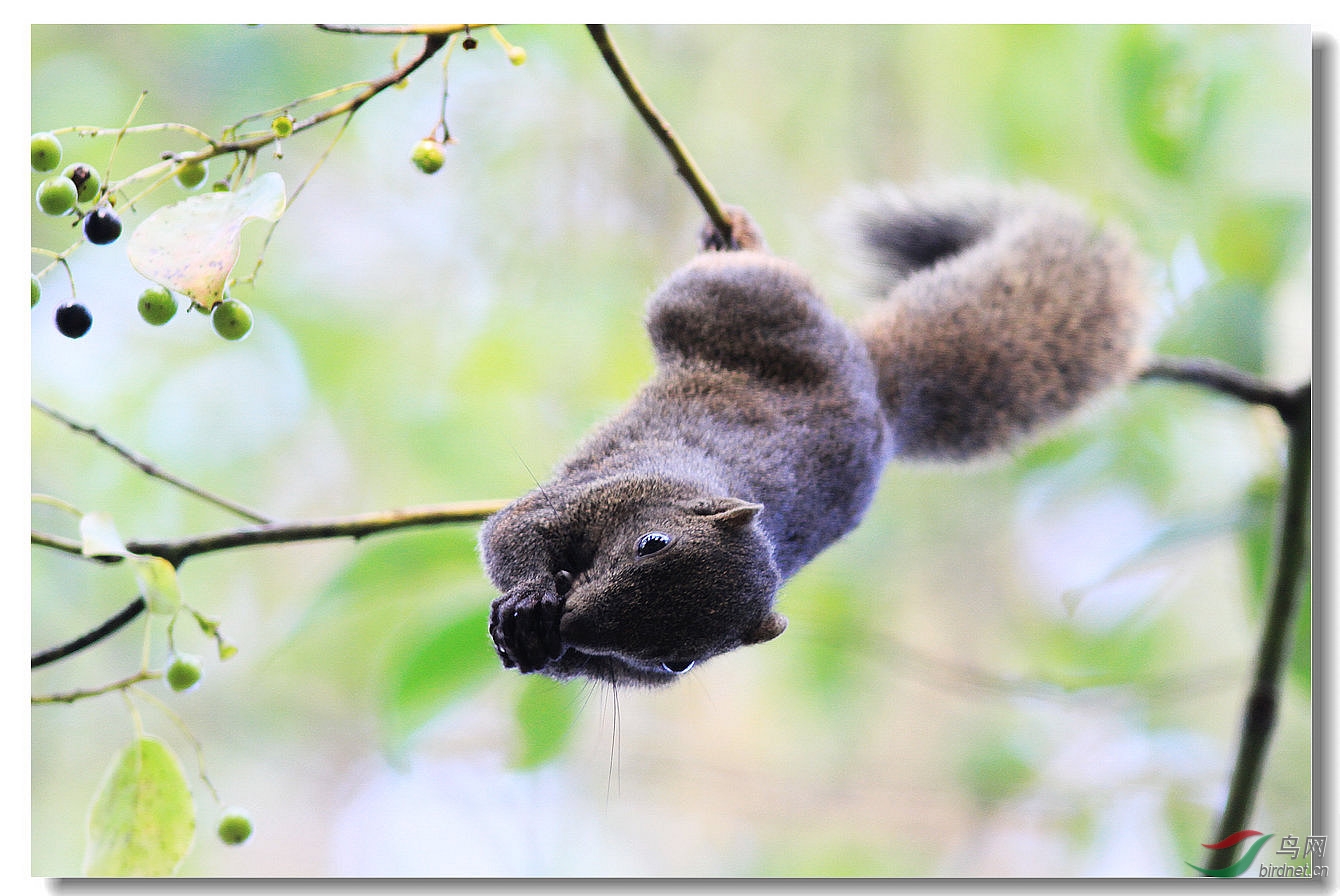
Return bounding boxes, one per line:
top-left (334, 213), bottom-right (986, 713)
top-left (32, 132), bottom-right (254, 342)
top-left (32, 132), bottom-right (122, 247)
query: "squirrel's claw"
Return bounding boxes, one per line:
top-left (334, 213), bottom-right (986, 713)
top-left (700, 205), bottom-right (767, 252)
top-left (489, 587), bottom-right (564, 673)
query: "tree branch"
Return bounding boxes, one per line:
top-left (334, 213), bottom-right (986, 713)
top-left (586, 24), bottom-right (738, 247)
top-left (315, 24), bottom-right (487, 37)
top-left (124, 500), bottom-right (509, 567)
top-left (31, 596), bottom-right (146, 668)
top-left (1138, 356), bottom-right (1305, 423)
top-left (30, 499), bottom-right (509, 668)
top-left (1202, 384), bottom-right (1311, 871)
top-left (33, 499), bottom-right (508, 569)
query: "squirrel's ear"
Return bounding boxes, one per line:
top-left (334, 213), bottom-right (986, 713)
top-left (743, 611), bottom-right (788, 645)
top-left (688, 497), bottom-right (764, 527)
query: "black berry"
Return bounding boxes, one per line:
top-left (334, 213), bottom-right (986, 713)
top-left (55, 302), bottom-right (92, 338)
top-left (84, 206), bottom-right (123, 245)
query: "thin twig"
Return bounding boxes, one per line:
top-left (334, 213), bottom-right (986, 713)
top-left (206, 32), bottom-right (450, 160)
top-left (31, 668), bottom-right (161, 704)
top-left (1202, 384), bottom-right (1311, 871)
top-left (31, 596), bottom-right (147, 668)
top-left (31, 398), bottom-right (272, 524)
top-left (585, 24), bottom-right (737, 247)
top-left (50, 30), bottom-right (455, 182)
top-left (316, 24), bottom-right (487, 37)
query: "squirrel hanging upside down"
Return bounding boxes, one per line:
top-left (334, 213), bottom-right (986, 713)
top-left (479, 183), bottom-right (1149, 686)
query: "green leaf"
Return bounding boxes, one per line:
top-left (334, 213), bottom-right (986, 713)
top-left (958, 733), bottom-right (1036, 806)
top-left (84, 736), bottom-right (196, 877)
top-left (297, 527), bottom-right (483, 633)
top-left (381, 605), bottom-right (496, 754)
top-left (79, 511), bottom-right (128, 558)
top-left (127, 172), bottom-right (286, 310)
top-left (511, 676), bottom-right (582, 769)
top-left (1114, 25), bottom-right (1232, 177)
top-left (1204, 196), bottom-right (1310, 288)
top-left (127, 554), bottom-right (182, 616)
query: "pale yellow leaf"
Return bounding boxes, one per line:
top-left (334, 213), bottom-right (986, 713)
top-left (126, 172), bottom-right (286, 310)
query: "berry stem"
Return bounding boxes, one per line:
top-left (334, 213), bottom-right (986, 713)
top-left (206, 32), bottom-right (451, 161)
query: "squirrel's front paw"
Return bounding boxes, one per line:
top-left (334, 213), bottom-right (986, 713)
top-left (700, 205), bottom-right (767, 252)
top-left (489, 586), bottom-right (565, 673)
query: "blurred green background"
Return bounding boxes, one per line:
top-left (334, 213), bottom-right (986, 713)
top-left (30, 24), bottom-right (1311, 876)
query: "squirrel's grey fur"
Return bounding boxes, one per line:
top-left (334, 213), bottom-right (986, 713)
top-left (479, 183), bottom-right (1147, 686)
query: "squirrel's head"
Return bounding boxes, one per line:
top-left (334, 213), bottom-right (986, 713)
top-left (480, 478), bottom-right (787, 686)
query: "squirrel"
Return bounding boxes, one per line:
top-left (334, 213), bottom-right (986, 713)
top-left (479, 182), bottom-right (1148, 687)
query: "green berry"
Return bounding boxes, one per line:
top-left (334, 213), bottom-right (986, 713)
top-left (217, 809), bottom-right (253, 845)
top-left (411, 138), bottom-right (445, 174)
top-left (176, 159), bottom-right (208, 190)
top-left (137, 286), bottom-right (178, 326)
top-left (83, 205), bottom-right (123, 245)
top-left (507, 45), bottom-right (527, 66)
top-left (271, 113), bottom-right (294, 138)
top-left (31, 132), bottom-right (62, 172)
top-left (36, 176), bottom-right (78, 216)
top-left (61, 163), bottom-right (102, 203)
top-left (31, 275), bottom-right (41, 308)
top-left (211, 298), bottom-right (253, 341)
top-left (165, 654), bottom-right (203, 692)
top-left (55, 302), bottom-right (92, 338)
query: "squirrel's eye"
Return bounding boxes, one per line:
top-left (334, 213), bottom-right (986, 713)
top-left (635, 532), bottom-right (672, 557)
top-left (554, 570), bottom-right (574, 596)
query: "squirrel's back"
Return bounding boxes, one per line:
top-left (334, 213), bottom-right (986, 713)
top-left (852, 183), bottom-right (1148, 461)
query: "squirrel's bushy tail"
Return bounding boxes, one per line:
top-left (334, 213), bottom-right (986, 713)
top-left (852, 183), bottom-right (1148, 461)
